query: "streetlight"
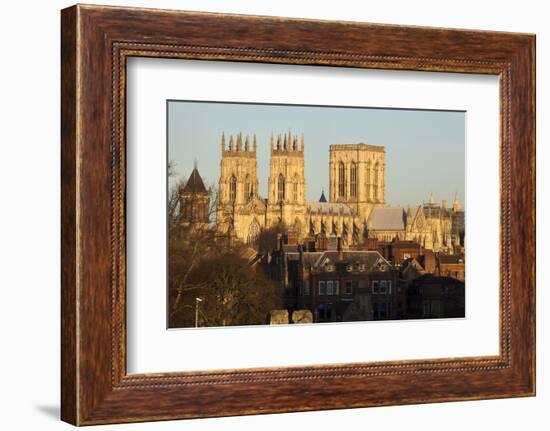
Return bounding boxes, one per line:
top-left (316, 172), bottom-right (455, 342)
top-left (195, 297), bottom-right (203, 328)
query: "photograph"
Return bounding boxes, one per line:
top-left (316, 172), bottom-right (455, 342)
top-left (167, 101), bottom-right (466, 328)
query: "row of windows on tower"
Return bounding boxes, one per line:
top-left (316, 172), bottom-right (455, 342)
top-left (229, 176), bottom-right (255, 203)
top-left (337, 161), bottom-right (381, 199)
top-left (181, 200), bottom-right (209, 222)
top-left (277, 174), bottom-right (299, 202)
top-left (228, 174), bottom-right (300, 203)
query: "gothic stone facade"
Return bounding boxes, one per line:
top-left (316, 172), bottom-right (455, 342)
top-left (216, 132), bottom-right (388, 246)
top-left (365, 193), bottom-right (464, 252)
top-left (213, 131), bottom-right (463, 252)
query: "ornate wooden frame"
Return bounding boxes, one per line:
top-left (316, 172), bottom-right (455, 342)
top-left (61, 4), bottom-right (535, 425)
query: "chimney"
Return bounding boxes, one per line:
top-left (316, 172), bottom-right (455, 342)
top-left (337, 237), bottom-right (344, 261)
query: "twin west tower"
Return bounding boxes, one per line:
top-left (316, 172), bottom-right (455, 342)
top-left (216, 131), bottom-right (386, 245)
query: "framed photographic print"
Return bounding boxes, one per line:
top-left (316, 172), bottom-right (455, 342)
top-left (61, 4), bottom-right (535, 425)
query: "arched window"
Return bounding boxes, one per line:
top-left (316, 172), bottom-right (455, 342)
top-left (244, 175), bottom-right (250, 202)
top-left (229, 175), bottom-right (237, 203)
top-left (338, 161), bottom-right (346, 198)
top-left (278, 174), bottom-right (285, 202)
top-left (350, 162), bottom-right (357, 198)
top-left (293, 174), bottom-right (299, 202)
top-left (366, 161), bottom-right (372, 200)
top-left (247, 219), bottom-right (260, 245)
top-left (374, 162), bottom-right (379, 199)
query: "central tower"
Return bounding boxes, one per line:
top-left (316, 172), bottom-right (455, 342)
top-left (267, 132), bottom-right (306, 236)
top-left (329, 143), bottom-right (386, 223)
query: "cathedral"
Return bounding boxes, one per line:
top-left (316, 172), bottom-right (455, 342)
top-left (181, 131), bottom-right (464, 252)
top-left (215, 131), bottom-right (387, 246)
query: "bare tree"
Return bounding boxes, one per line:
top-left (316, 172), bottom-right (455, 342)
top-left (170, 250), bottom-right (280, 328)
top-left (257, 222), bottom-right (289, 253)
top-left (167, 169), bottom-right (284, 328)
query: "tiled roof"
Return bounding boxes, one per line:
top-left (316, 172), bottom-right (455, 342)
top-left (301, 252), bottom-right (323, 267)
top-left (304, 250), bottom-right (390, 271)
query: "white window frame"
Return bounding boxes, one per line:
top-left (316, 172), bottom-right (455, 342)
top-left (319, 281), bottom-right (326, 295)
top-left (372, 280), bottom-right (379, 294)
top-left (327, 280), bottom-right (334, 295)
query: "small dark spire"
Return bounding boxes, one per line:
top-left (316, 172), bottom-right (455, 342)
top-left (319, 190), bottom-right (327, 203)
top-left (182, 166), bottom-right (207, 194)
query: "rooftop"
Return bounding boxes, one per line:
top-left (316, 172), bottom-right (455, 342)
top-left (181, 167), bottom-right (208, 194)
top-left (368, 207), bottom-right (407, 231)
top-left (330, 143), bottom-right (385, 152)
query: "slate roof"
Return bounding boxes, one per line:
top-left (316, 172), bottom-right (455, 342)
top-left (181, 167), bottom-right (208, 194)
top-left (303, 250), bottom-right (389, 271)
top-left (368, 207), bottom-right (407, 231)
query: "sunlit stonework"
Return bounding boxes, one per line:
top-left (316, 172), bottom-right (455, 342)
top-left (212, 132), bottom-right (464, 252)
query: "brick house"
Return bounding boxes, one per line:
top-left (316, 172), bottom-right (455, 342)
top-left (284, 239), bottom-right (401, 322)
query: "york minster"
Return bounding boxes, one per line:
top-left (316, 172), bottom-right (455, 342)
top-left (204, 131), bottom-right (464, 253)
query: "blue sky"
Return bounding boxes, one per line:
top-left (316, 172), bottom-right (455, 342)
top-left (168, 101), bottom-right (465, 208)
